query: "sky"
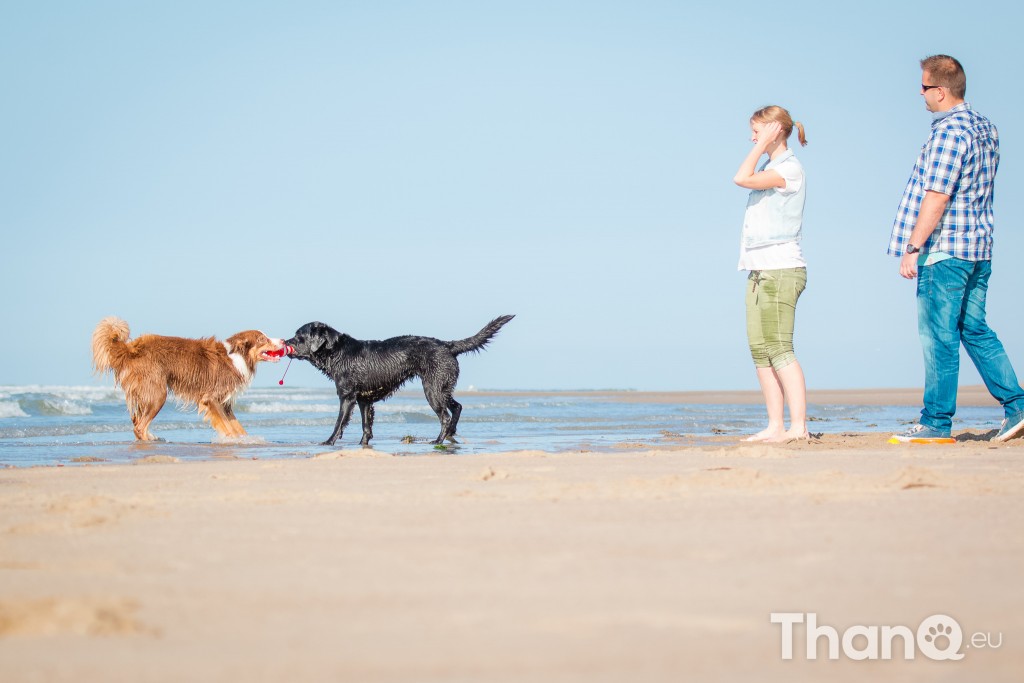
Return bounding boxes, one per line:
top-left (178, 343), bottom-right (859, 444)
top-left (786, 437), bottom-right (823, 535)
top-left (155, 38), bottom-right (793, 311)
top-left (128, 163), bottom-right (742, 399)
top-left (3, 1), bottom-right (1024, 392)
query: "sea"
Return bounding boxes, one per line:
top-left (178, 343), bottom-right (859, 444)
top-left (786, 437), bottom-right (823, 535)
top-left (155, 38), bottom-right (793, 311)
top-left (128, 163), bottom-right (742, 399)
top-left (0, 384), bottom-right (1006, 468)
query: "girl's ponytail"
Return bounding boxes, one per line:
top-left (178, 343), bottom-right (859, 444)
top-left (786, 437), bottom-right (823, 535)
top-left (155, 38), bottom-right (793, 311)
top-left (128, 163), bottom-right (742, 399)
top-left (793, 121), bottom-right (808, 147)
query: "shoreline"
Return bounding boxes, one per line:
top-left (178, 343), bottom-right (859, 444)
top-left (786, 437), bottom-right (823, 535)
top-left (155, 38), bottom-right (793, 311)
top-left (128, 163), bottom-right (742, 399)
top-left (1, 384), bottom-right (1013, 469)
top-left (455, 385), bottom-right (998, 407)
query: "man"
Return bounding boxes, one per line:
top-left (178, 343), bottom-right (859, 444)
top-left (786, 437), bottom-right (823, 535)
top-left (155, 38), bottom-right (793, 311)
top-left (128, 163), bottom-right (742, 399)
top-left (888, 54), bottom-right (1024, 444)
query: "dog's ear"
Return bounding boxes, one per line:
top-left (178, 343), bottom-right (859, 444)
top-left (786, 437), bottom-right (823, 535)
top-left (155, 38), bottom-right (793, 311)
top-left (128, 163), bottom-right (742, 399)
top-left (308, 322), bottom-right (340, 355)
top-left (225, 330), bottom-right (262, 354)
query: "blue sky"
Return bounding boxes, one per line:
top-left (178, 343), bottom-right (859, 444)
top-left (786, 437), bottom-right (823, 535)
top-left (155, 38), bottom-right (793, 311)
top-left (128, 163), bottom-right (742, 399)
top-left (3, 1), bottom-right (1023, 392)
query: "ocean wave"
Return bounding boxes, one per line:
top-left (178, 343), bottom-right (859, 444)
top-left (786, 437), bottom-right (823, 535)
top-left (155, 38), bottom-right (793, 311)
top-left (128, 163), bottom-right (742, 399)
top-left (0, 385), bottom-right (122, 402)
top-left (0, 419), bottom-right (215, 440)
top-left (373, 403), bottom-right (435, 415)
top-left (0, 401), bottom-right (28, 419)
top-left (243, 391), bottom-right (336, 403)
top-left (238, 402), bottom-right (339, 414)
top-left (240, 399), bottom-right (456, 418)
top-left (381, 412), bottom-right (439, 424)
top-left (0, 423), bottom-right (130, 439)
top-left (29, 399), bottom-right (94, 416)
top-left (458, 413), bottom-right (549, 424)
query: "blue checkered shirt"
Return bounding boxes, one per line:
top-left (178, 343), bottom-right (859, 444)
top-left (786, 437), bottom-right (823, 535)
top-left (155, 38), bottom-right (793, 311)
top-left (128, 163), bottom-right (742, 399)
top-left (888, 103), bottom-right (999, 260)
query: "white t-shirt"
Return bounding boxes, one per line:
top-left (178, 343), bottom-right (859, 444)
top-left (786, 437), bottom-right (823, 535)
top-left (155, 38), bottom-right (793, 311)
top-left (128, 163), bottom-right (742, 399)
top-left (737, 240), bottom-right (806, 271)
top-left (737, 151), bottom-right (806, 271)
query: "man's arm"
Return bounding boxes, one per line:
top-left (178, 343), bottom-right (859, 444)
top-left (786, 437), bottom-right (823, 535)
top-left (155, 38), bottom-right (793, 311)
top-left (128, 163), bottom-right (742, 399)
top-left (899, 190), bottom-right (950, 279)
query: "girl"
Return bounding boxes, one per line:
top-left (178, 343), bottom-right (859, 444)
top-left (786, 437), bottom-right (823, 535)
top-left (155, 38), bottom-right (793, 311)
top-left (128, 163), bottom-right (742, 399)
top-left (733, 106), bottom-right (809, 442)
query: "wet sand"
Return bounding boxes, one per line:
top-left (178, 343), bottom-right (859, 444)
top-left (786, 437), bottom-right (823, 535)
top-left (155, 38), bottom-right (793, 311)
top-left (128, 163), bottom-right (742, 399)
top-left (464, 385), bottom-right (1000, 407)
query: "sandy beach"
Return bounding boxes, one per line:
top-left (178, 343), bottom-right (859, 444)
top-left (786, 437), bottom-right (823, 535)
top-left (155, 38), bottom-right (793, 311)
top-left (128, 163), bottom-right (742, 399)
top-left (2, 389), bottom-right (1022, 682)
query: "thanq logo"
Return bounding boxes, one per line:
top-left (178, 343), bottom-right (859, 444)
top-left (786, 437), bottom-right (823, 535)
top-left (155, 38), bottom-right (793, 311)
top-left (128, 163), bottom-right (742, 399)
top-left (770, 613), bottom-right (1002, 661)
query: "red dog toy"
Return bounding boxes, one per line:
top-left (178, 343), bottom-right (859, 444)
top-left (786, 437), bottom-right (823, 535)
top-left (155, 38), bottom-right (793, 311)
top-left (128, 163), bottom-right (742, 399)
top-left (269, 345), bottom-right (295, 384)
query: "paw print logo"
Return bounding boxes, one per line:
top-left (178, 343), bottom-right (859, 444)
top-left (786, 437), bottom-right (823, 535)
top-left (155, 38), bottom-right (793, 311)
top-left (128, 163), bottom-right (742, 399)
top-left (917, 614), bottom-right (965, 661)
top-left (925, 623), bottom-right (954, 649)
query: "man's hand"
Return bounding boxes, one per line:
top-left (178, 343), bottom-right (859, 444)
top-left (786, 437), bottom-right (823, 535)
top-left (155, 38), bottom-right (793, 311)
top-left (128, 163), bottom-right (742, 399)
top-left (900, 251), bottom-right (918, 279)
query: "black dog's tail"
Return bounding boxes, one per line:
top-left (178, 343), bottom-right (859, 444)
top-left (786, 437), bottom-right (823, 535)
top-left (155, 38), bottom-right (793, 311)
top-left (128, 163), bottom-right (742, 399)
top-left (448, 315), bottom-right (515, 356)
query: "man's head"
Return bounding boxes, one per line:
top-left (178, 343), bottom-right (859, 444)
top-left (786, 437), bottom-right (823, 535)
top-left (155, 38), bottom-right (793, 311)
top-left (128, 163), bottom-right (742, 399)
top-left (920, 54), bottom-right (966, 112)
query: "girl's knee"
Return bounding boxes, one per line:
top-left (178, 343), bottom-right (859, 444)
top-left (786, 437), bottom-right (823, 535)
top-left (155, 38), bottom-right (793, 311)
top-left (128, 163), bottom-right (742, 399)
top-left (770, 352), bottom-right (798, 371)
top-left (749, 344), bottom-right (771, 368)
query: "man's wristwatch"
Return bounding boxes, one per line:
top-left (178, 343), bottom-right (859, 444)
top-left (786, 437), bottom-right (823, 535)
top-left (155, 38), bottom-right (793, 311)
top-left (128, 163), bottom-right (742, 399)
top-left (906, 244), bottom-right (920, 255)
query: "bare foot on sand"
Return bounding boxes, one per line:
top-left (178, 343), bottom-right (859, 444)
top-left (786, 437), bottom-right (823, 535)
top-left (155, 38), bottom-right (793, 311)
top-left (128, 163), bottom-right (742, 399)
top-left (765, 429), bottom-right (810, 443)
top-left (743, 428), bottom-right (784, 442)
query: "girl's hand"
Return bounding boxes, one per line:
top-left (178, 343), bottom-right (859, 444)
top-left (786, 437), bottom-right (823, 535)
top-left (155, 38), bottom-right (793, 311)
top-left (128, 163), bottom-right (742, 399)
top-left (756, 121), bottom-right (783, 148)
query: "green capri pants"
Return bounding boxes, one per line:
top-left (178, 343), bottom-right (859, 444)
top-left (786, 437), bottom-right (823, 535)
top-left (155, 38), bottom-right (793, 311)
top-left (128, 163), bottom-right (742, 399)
top-left (745, 267), bottom-right (807, 371)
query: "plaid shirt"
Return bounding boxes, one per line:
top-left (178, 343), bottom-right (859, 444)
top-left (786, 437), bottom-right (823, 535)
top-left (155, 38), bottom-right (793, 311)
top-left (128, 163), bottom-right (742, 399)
top-left (888, 103), bottom-right (999, 260)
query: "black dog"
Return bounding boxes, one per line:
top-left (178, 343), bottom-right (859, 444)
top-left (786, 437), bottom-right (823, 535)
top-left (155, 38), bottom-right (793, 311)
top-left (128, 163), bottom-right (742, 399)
top-left (286, 315), bottom-right (514, 447)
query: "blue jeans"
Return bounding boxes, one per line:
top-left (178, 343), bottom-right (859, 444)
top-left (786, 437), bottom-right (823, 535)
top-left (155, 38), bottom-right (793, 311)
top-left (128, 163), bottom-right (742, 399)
top-left (917, 258), bottom-right (1024, 432)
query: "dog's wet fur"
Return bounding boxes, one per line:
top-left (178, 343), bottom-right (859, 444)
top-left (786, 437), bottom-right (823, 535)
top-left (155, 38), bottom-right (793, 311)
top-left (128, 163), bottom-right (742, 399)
top-left (286, 315), bottom-right (514, 447)
top-left (91, 317), bottom-right (286, 441)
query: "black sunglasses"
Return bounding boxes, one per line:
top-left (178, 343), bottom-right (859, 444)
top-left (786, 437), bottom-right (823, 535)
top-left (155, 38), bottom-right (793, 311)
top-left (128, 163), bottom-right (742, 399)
top-left (921, 84), bottom-right (944, 92)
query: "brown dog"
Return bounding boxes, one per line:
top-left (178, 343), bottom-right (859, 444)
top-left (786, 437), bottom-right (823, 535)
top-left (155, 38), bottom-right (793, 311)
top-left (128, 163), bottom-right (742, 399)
top-left (91, 317), bottom-right (285, 441)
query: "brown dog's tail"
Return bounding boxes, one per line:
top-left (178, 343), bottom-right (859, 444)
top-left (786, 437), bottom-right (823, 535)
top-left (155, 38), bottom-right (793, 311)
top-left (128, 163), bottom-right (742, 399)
top-left (448, 315), bottom-right (515, 356)
top-left (91, 317), bottom-right (132, 379)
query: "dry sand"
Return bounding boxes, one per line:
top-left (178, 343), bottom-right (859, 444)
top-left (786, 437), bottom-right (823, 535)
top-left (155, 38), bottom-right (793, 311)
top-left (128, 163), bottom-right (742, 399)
top-left (1, 390), bottom-right (1023, 681)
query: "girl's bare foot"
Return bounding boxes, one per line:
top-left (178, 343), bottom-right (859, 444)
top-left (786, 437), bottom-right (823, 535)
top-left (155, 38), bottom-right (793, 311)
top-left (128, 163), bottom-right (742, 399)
top-left (766, 428), bottom-right (809, 443)
top-left (744, 427), bottom-right (784, 442)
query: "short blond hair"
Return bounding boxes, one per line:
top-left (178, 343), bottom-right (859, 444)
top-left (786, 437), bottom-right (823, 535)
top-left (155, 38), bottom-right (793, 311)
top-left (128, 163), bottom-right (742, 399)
top-left (751, 105), bottom-right (807, 147)
top-left (920, 54), bottom-right (966, 99)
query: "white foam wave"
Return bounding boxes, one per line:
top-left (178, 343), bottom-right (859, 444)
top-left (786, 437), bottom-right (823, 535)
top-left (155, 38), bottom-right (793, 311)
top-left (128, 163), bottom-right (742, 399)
top-left (0, 401), bottom-right (28, 418)
top-left (244, 392), bottom-right (335, 403)
top-left (39, 399), bottom-right (93, 416)
top-left (241, 402), bottom-right (338, 414)
top-left (0, 385), bottom-right (122, 401)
